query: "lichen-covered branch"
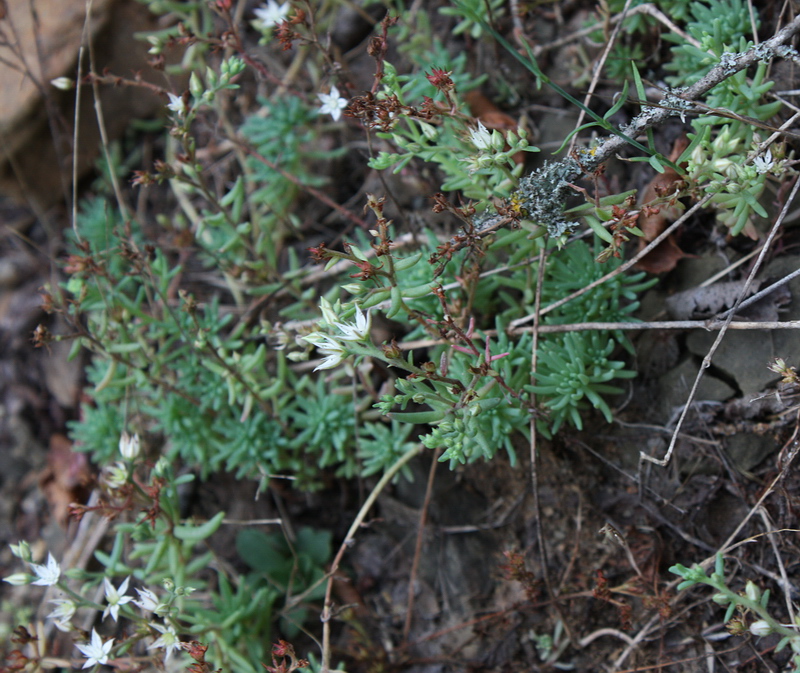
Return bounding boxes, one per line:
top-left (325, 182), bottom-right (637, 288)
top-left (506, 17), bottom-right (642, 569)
top-left (469, 14), bottom-right (800, 240)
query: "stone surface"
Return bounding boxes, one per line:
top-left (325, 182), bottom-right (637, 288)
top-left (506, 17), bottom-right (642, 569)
top-left (0, 0), bottom-right (165, 206)
top-left (0, 0), bottom-right (114, 156)
top-left (682, 254), bottom-right (800, 395)
top-left (656, 356), bottom-right (735, 423)
top-left (725, 433), bottom-right (776, 473)
top-left (764, 255), bottom-right (800, 368)
top-left (686, 329), bottom-right (775, 395)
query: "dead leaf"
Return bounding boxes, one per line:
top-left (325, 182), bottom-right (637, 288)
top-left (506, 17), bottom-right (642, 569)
top-left (635, 136), bottom-right (689, 274)
top-left (665, 280), bottom-right (761, 319)
top-left (39, 433), bottom-right (91, 526)
top-left (666, 278), bottom-right (790, 321)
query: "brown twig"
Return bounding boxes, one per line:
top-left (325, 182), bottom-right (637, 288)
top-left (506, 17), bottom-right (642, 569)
top-left (461, 14), bottom-right (800, 247)
top-left (526, 239), bottom-right (577, 646)
top-left (509, 192), bottom-right (715, 330)
top-left (531, 3), bottom-right (702, 57)
top-left (320, 444), bottom-right (423, 673)
top-left (612, 418), bottom-right (800, 670)
top-left (242, 144), bottom-right (370, 230)
top-left (403, 448), bottom-right (440, 642)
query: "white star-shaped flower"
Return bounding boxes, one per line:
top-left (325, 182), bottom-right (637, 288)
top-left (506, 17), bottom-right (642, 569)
top-left (468, 121), bottom-right (492, 151)
top-left (167, 93), bottom-right (186, 117)
top-left (48, 598), bottom-right (76, 632)
top-left (76, 629), bottom-right (114, 669)
top-left (30, 554), bottom-right (60, 587)
top-left (303, 333), bottom-right (346, 371)
top-left (253, 0), bottom-right (290, 29)
top-left (333, 304), bottom-right (371, 342)
top-left (753, 149), bottom-right (774, 175)
top-left (102, 576), bottom-right (133, 622)
top-left (318, 85), bottom-right (348, 122)
top-left (148, 622), bottom-right (182, 663)
top-left (133, 587), bottom-right (160, 612)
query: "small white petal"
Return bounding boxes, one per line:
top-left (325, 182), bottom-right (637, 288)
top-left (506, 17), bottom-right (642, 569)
top-left (334, 304), bottom-right (372, 342)
top-left (76, 629), bottom-right (114, 668)
top-left (469, 121), bottom-right (492, 150)
top-left (30, 554), bottom-right (60, 586)
top-left (253, 0), bottom-right (290, 29)
top-left (167, 93), bottom-right (186, 116)
top-left (317, 85), bottom-right (348, 122)
top-left (50, 77), bottom-right (74, 91)
top-left (749, 619), bottom-right (773, 637)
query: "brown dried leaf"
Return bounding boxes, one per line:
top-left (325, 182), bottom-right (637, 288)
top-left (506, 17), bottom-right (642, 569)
top-left (39, 433), bottom-right (91, 526)
top-left (635, 136), bottom-right (689, 274)
top-left (665, 280), bottom-right (762, 319)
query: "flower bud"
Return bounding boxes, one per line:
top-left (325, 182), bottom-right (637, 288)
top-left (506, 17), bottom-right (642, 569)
top-left (745, 580), bottom-right (761, 603)
top-left (153, 458), bottom-right (174, 482)
top-left (50, 77), bottom-right (75, 91)
top-left (147, 36), bottom-right (163, 55)
top-left (749, 620), bottom-right (773, 637)
top-left (9, 541), bottom-right (31, 562)
top-left (491, 129), bottom-right (505, 152)
top-left (419, 122), bottom-right (437, 140)
top-left (3, 573), bottom-right (32, 586)
top-left (119, 432), bottom-right (140, 460)
top-left (189, 72), bottom-right (204, 99)
top-left (712, 592), bottom-right (731, 606)
top-left (319, 297), bottom-right (339, 327)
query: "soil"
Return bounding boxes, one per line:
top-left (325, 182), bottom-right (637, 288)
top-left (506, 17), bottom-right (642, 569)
top-left (2, 2), bottom-right (800, 673)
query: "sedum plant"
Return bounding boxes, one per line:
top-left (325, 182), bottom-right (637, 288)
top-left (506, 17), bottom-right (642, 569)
top-left (3, 436), bottom-right (329, 673)
top-left (13, 1), bottom-right (800, 671)
top-left (665, 0), bottom-right (787, 235)
top-left (310, 222), bottom-right (653, 464)
top-left (366, 61), bottom-right (537, 199)
top-left (37, 0), bottom-right (792, 514)
top-left (671, 556), bottom-right (800, 672)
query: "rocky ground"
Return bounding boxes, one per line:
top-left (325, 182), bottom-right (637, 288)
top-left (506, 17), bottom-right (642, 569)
top-left (2, 1), bottom-right (800, 672)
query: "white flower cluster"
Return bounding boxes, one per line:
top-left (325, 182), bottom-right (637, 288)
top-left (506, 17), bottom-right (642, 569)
top-left (461, 120), bottom-right (531, 174)
top-left (302, 299), bottom-right (372, 370)
top-left (4, 550), bottom-right (61, 587)
top-left (4, 542), bottom-right (184, 666)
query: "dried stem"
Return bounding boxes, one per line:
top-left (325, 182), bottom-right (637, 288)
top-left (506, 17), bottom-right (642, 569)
top-left (637, 174), bottom-right (800, 489)
top-left (320, 444), bottom-right (423, 673)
